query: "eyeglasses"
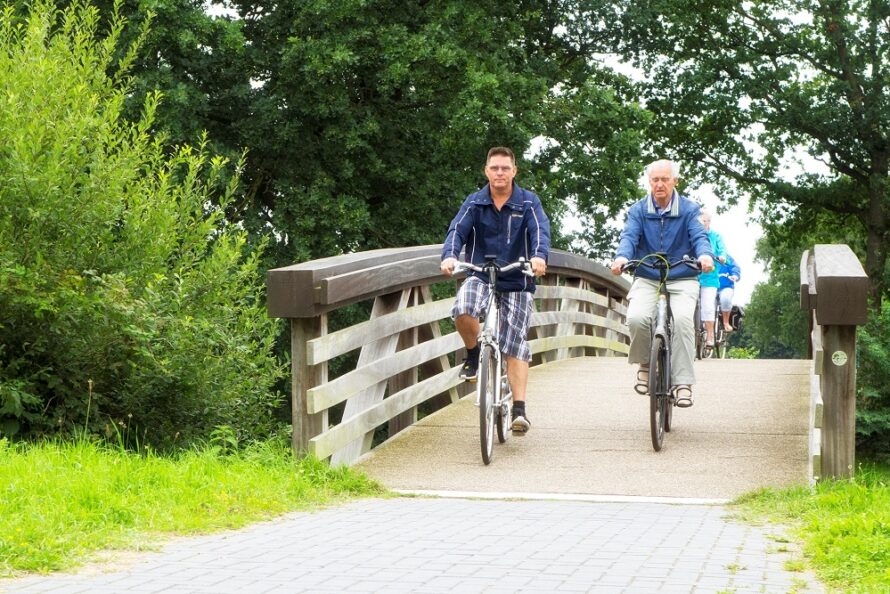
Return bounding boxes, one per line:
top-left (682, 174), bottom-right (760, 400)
top-left (487, 165), bottom-right (514, 173)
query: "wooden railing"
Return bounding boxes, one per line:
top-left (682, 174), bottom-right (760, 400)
top-left (267, 246), bottom-right (631, 465)
top-left (800, 244), bottom-right (868, 480)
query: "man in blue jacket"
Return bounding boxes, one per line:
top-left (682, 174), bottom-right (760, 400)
top-left (610, 159), bottom-right (714, 407)
top-left (441, 146), bottom-right (550, 435)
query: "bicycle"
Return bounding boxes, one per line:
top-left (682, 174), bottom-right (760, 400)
top-left (697, 295), bottom-right (727, 359)
top-left (622, 253), bottom-right (700, 452)
top-left (453, 256), bottom-right (534, 465)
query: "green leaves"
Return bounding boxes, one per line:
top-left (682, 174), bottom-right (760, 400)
top-left (0, 1), bottom-right (284, 445)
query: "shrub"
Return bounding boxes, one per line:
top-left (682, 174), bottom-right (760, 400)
top-left (0, 1), bottom-right (285, 446)
top-left (856, 299), bottom-right (890, 458)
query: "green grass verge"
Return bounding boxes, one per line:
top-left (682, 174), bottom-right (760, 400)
top-left (0, 437), bottom-right (385, 576)
top-left (732, 462), bottom-right (890, 593)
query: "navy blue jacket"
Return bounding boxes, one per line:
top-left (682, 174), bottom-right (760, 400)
top-left (442, 183), bottom-right (550, 292)
top-left (614, 191), bottom-right (713, 281)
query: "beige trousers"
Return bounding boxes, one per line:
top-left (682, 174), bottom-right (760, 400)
top-left (625, 277), bottom-right (700, 385)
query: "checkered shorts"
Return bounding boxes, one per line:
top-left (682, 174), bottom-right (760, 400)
top-left (452, 276), bottom-right (534, 362)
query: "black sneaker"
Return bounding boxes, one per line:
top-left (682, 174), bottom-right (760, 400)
top-left (511, 409), bottom-right (530, 436)
top-left (459, 349), bottom-right (479, 382)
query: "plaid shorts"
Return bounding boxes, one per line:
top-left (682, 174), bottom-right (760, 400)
top-left (452, 276), bottom-right (534, 362)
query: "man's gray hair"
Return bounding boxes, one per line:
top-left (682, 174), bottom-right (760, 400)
top-left (644, 159), bottom-right (680, 179)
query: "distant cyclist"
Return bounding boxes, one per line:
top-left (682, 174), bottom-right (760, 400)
top-left (718, 253), bottom-right (741, 331)
top-left (440, 146), bottom-right (550, 435)
top-left (698, 208), bottom-right (727, 351)
top-left (610, 159), bottom-right (714, 408)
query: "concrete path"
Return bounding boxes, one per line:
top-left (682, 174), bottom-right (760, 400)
top-left (4, 497), bottom-right (824, 594)
top-left (355, 358), bottom-right (813, 501)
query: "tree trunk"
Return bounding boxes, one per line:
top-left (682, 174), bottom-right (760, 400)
top-left (863, 188), bottom-right (888, 310)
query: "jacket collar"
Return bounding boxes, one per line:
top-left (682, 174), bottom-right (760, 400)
top-left (477, 183), bottom-right (524, 208)
top-left (646, 190), bottom-right (680, 217)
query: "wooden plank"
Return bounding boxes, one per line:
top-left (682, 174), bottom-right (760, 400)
top-left (819, 324), bottom-right (857, 479)
top-left (528, 334), bottom-right (629, 356)
top-left (813, 244), bottom-right (868, 325)
top-left (799, 249), bottom-right (814, 310)
top-left (389, 288), bottom-right (420, 436)
top-left (291, 317), bottom-right (326, 455)
top-left (318, 255), bottom-right (443, 311)
top-left (812, 322), bottom-right (824, 376)
top-left (534, 284), bottom-right (611, 308)
top-left (308, 333), bottom-right (464, 413)
top-left (330, 291), bottom-right (410, 465)
top-left (531, 311), bottom-right (627, 336)
top-left (310, 368), bottom-right (463, 460)
top-left (267, 245), bottom-right (441, 318)
top-left (307, 299), bottom-right (453, 365)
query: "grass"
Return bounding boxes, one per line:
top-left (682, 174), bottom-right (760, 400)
top-left (732, 461), bottom-right (890, 593)
top-left (0, 436), bottom-right (385, 577)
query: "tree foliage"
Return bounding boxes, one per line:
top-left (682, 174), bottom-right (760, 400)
top-left (0, 1), bottom-right (285, 444)
top-left (52, 0), bottom-right (651, 264)
top-left (611, 0), bottom-right (890, 306)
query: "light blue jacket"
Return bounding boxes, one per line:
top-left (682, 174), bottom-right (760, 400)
top-left (718, 255), bottom-right (741, 290)
top-left (699, 230), bottom-right (727, 288)
top-left (614, 191), bottom-right (713, 281)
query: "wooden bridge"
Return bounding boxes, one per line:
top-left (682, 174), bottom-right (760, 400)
top-left (267, 244), bottom-right (868, 498)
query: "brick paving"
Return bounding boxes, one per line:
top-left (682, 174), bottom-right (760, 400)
top-left (3, 497), bottom-right (824, 594)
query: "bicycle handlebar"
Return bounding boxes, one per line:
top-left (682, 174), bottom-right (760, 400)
top-left (620, 255), bottom-right (701, 274)
top-left (454, 258), bottom-right (535, 277)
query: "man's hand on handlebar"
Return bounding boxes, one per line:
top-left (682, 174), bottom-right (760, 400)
top-left (440, 257), bottom-right (457, 277)
top-left (610, 256), bottom-right (628, 276)
top-left (530, 257), bottom-right (546, 277)
top-left (699, 254), bottom-right (715, 273)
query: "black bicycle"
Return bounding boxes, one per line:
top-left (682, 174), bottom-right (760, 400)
top-left (453, 256), bottom-right (533, 465)
top-left (623, 253), bottom-right (700, 451)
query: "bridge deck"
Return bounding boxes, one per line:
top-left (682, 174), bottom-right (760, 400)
top-left (354, 357), bottom-right (812, 500)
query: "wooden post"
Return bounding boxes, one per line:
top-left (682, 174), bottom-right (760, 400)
top-left (820, 325), bottom-right (857, 478)
top-left (291, 316), bottom-right (326, 455)
top-left (800, 244), bottom-right (868, 480)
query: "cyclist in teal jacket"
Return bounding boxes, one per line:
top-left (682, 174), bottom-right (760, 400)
top-left (610, 159), bottom-right (714, 407)
top-left (698, 208), bottom-right (727, 350)
top-left (441, 146), bottom-right (550, 435)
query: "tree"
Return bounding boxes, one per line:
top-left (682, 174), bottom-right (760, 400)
top-left (610, 0), bottom-right (890, 306)
top-left (0, 1), bottom-right (285, 444)
top-left (46, 0), bottom-right (650, 264)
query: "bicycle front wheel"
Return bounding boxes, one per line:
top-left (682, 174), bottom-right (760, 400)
top-left (478, 346), bottom-right (497, 465)
top-left (649, 334), bottom-right (668, 451)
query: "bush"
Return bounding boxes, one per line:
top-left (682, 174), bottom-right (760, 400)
top-left (857, 299), bottom-right (890, 458)
top-left (0, 1), bottom-right (285, 445)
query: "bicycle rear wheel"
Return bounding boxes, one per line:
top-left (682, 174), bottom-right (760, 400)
top-left (715, 324), bottom-right (726, 358)
top-left (693, 303), bottom-right (704, 360)
top-left (649, 334), bottom-right (668, 451)
top-left (478, 346), bottom-right (497, 465)
top-left (495, 359), bottom-right (511, 444)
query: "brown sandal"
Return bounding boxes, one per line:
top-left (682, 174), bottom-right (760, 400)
top-left (674, 385), bottom-right (693, 408)
top-left (634, 367), bottom-right (649, 395)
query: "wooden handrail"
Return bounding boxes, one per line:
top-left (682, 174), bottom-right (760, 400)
top-left (800, 244), bottom-right (868, 480)
top-left (267, 245), bottom-right (631, 464)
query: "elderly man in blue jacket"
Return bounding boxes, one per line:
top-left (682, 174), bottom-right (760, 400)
top-left (610, 159), bottom-right (714, 408)
top-left (441, 146), bottom-right (550, 435)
